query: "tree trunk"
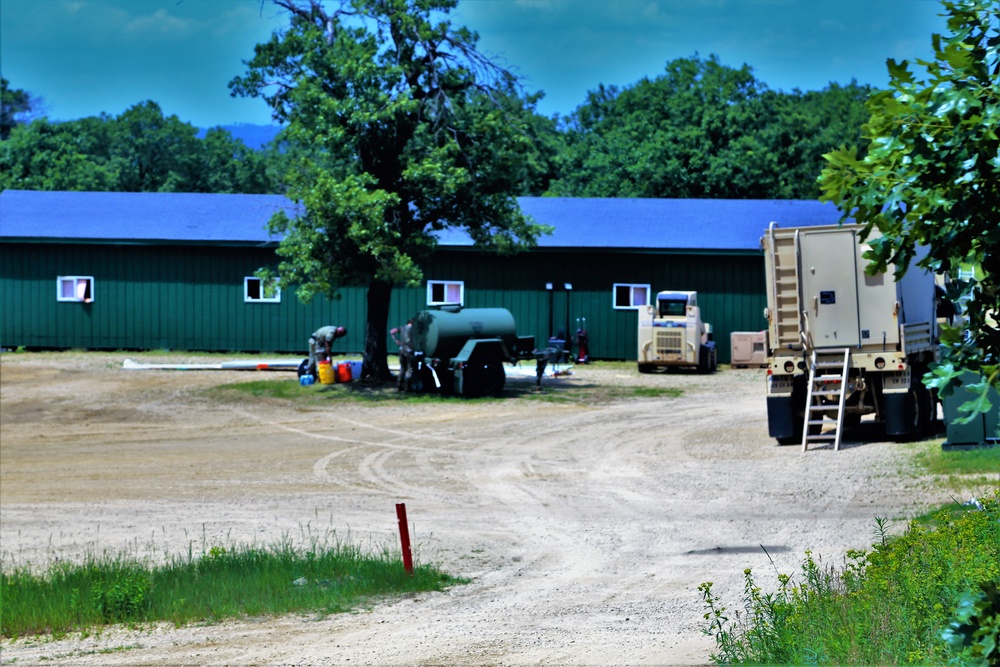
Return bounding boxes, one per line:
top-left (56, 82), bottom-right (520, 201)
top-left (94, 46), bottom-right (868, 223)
top-left (362, 278), bottom-right (394, 381)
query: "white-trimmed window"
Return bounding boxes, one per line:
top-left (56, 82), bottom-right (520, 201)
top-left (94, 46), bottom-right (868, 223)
top-left (244, 276), bottom-right (281, 303)
top-left (427, 280), bottom-right (464, 306)
top-left (613, 283), bottom-right (650, 309)
top-left (57, 276), bottom-right (94, 303)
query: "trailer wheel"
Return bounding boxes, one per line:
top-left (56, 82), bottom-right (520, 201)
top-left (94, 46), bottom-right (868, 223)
top-left (464, 361), bottom-right (506, 398)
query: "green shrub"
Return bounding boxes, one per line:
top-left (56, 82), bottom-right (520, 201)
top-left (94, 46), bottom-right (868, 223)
top-left (943, 580), bottom-right (1000, 666)
top-left (701, 489), bottom-right (1000, 665)
top-left (91, 569), bottom-right (152, 623)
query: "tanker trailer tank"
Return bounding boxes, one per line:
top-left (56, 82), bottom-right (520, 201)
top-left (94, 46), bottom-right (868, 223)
top-left (410, 306), bottom-right (534, 397)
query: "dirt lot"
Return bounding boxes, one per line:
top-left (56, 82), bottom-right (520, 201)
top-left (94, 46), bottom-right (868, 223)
top-left (0, 351), bottom-right (956, 665)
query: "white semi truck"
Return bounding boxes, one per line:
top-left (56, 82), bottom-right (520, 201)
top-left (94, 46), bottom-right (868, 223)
top-left (637, 290), bottom-right (717, 373)
top-left (761, 222), bottom-right (940, 448)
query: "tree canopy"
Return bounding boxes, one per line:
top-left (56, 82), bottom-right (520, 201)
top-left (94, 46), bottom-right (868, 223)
top-left (547, 55), bottom-right (872, 199)
top-left (230, 0), bottom-right (552, 380)
top-left (0, 100), bottom-right (278, 194)
top-left (818, 0), bottom-right (1000, 417)
top-left (1, 78), bottom-right (37, 140)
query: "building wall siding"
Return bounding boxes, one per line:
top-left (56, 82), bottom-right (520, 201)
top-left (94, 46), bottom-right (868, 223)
top-left (2, 243), bottom-right (768, 362)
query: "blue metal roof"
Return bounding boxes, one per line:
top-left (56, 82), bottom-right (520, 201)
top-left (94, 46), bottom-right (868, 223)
top-left (1, 190), bottom-right (849, 251)
top-left (438, 197), bottom-right (848, 251)
top-left (0, 190), bottom-right (298, 244)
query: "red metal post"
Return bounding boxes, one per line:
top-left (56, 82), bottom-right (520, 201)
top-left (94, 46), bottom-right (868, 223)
top-left (396, 503), bottom-right (414, 575)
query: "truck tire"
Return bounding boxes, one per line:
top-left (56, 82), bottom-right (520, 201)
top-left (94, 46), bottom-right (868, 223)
top-left (886, 382), bottom-right (931, 442)
top-left (698, 346), bottom-right (712, 374)
top-left (911, 381), bottom-right (931, 438)
top-left (637, 363), bottom-right (655, 374)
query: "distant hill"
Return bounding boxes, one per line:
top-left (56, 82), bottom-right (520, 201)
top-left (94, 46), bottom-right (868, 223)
top-left (198, 123), bottom-right (283, 150)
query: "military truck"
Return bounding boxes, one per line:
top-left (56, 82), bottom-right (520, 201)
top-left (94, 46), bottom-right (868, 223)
top-left (409, 306), bottom-right (537, 397)
top-left (637, 290), bottom-right (716, 374)
top-left (761, 222), bottom-right (939, 448)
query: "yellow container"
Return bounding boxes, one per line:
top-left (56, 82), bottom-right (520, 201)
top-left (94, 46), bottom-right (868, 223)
top-left (317, 360), bottom-right (334, 385)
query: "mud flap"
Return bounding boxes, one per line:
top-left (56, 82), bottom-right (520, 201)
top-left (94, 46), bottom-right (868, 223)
top-left (883, 391), bottom-right (914, 438)
top-left (767, 395), bottom-right (797, 441)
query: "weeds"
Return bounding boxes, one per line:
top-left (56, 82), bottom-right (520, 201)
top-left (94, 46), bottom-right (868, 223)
top-left (701, 489), bottom-right (1000, 665)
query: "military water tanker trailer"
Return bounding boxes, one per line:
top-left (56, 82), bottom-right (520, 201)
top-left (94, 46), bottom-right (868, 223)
top-left (409, 306), bottom-right (537, 397)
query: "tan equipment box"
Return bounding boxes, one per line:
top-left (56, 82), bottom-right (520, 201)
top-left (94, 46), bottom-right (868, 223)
top-left (731, 331), bottom-right (767, 368)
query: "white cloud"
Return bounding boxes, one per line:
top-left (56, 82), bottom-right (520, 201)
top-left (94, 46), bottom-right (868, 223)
top-left (123, 8), bottom-right (197, 39)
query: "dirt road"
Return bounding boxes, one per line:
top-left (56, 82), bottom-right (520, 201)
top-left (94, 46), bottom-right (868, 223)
top-left (0, 352), bottom-right (949, 665)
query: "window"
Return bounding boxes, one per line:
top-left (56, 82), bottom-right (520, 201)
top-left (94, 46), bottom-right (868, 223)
top-left (244, 276), bottom-right (281, 303)
top-left (57, 276), bottom-right (94, 303)
top-left (613, 283), bottom-right (649, 309)
top-left (427, 280), bottom-right (464, 306)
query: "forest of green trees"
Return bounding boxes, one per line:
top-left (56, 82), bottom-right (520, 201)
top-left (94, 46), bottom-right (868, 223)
top-left (0, 55), bottom-right (871, 200)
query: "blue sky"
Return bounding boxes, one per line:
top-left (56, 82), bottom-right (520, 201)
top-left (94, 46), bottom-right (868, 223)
top-left (1, 0), bottom-right (947, 128)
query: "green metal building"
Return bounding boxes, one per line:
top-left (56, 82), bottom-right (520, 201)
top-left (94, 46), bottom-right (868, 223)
top-left (0, 190), bottom-right (846, 362)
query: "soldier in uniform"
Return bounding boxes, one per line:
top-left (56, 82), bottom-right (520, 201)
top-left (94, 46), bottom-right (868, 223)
top-left (307, 325), bottom-right (347, 378)
top-left (390, 319), bottom-right (414, 391)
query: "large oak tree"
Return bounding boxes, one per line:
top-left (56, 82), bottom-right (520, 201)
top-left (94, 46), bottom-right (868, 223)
top-left (230, 0), bottom-right (550, 381)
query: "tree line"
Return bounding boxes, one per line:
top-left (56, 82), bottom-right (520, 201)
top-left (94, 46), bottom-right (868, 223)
top-left (0, 90), bottom-right (277, 194)
top-left (1, 55), bottom-right (872, 200)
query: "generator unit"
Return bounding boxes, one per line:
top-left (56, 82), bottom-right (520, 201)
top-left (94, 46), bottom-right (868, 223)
top-left (731, 331), bottom-right (767, 368)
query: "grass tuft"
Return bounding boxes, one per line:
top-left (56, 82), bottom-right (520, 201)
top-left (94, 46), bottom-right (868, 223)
top-left (1, 538), bottom-right (461, 639)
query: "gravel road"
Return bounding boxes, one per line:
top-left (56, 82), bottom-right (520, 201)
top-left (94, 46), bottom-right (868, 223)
top-left (0, 352), bottom-right (952, 665)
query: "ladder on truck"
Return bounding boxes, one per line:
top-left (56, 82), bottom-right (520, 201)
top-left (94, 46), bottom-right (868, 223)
top-left (802, 348), bottom-right (851, 451)
top-left (766, 223), bottom-right (803, 350)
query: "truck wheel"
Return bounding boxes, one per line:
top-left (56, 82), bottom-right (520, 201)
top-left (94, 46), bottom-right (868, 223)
top-left (698, 346), bottom-right (711, 374)
top-left (637, 363), bottom-right (654, 374)
top-left (912, 382), bottom-right (931, 438)
top-left (890, 383), bottom-right (931, 442)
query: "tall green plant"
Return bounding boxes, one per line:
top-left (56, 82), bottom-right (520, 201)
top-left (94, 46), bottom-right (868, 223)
top-left (700, 491), bottom-right (1000, 665)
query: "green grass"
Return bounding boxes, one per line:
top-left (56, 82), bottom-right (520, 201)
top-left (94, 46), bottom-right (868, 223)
top-left (700, 488), bottom-right (1000, 665)
top-left (205, 361), bottom-right (686, 406)
top-left (0, 538), bottom-right (461, 639)
top-left (913, 443), bottom-right (1000, 477)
